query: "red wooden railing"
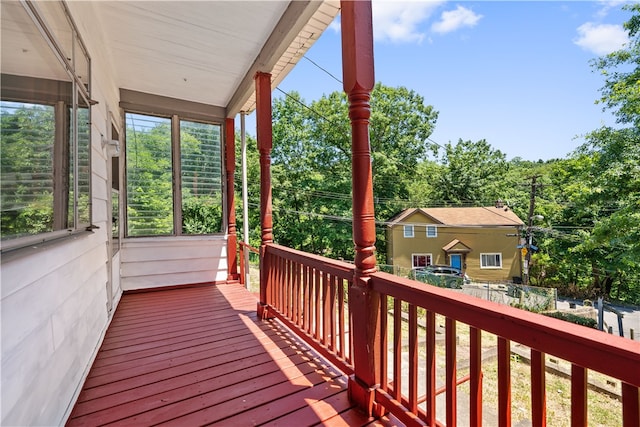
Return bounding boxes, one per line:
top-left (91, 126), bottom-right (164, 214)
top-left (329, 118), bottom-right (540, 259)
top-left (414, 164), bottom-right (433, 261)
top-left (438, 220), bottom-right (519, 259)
top-left (263, 243), bottom-right (355, 376)
top-left (259, 244), bottom-right (640, 426)
top-left (370, 272), bottom-right (640, 427)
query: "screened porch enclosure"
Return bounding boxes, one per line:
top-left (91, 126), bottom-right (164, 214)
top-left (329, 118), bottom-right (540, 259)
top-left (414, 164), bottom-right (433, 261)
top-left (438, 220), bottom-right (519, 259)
top-left (2, 1), bottom-right (639, 426)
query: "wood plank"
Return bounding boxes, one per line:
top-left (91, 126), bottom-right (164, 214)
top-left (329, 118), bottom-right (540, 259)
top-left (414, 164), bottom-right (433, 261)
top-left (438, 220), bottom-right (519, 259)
top-left (220, 376), bottom-right (350, 426)
top-left (70, 349), bottom-right (319, 425)
top-left (107, 358), bottom-right (341, 426)
top-left (316, 406), bottom-right (375, 427)
top-left (66, 284), bottom-right (376, 427)
top-left (261, 388), bottom-right (353, 426)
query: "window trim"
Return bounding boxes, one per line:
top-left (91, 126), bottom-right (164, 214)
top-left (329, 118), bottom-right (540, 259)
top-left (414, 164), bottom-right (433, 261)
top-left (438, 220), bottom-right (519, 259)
top-left (412, 253), bottom-right (432, 269)
top-left (1, 2), bottom-right (92, 251)
top-left (480, 252), bottom-right (503, 269)
top-left (426, 225), bottom-right (437, 238)
top-left (123, 108), bottom-right (226, 238)
top-left (403, 225), bottom-right (414, 238)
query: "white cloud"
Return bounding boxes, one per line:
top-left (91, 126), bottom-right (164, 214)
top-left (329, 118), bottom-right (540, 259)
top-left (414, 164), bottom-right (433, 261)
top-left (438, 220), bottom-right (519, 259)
top-left (574, 22), bottom-right (629, 55)
top-left (371, 1), bottom-right (444, 43)
top-left (431, 5), bottom-right (482, 34)
top-left (596, 0), bottom-right (628, 18)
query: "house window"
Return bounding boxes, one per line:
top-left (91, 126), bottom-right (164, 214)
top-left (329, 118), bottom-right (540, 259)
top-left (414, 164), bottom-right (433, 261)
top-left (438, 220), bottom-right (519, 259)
top-left (412, 254), bottom-right (432, 269)
top-left (404, 225), bottom-right (414, 238)
top-left (1, 2), bottom-right (91, 250)
top-left (125, 113), bottom-right (223, 237)
top-left (426, 225), bottom-right (437, 238)
top-left (481, 253), bottom-right (502, 269)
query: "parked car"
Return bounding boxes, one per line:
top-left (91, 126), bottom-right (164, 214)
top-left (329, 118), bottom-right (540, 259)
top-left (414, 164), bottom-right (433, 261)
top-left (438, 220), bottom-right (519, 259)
top-left (413, 265), bottom-right (471, 288)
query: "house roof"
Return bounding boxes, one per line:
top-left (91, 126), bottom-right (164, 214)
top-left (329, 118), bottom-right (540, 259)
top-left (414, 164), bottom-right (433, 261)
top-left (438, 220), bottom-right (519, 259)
top-left (65, 1), bottom-right (340, 117)
top-left (388, 207), bottom-right (524, 227)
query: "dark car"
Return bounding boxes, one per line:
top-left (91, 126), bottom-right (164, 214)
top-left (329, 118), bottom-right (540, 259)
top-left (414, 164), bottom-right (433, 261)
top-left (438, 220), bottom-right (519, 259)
top-left (413, 265), bottom-right (471, 288)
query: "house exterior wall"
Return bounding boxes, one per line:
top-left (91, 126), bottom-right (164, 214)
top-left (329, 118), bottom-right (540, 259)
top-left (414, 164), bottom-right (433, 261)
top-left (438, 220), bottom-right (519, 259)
top-left (388, 211), bottom-right (522, 282)
top-left (1, 3), bottom-right (227, 425)
top-left (121, 237), bottom-right (228, 290)
top-left (1, 10), bottom-right (119, 423)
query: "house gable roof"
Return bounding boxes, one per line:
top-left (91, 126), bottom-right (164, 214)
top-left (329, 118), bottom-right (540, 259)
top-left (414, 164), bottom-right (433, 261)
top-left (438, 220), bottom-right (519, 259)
top-left (388, 207), bottom-right (524, 227)
top-left (442, 239), bottom-right (472, 253)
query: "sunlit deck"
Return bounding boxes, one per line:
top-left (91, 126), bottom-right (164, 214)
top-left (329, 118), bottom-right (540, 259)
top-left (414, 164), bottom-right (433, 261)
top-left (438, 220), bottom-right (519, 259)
top-left (66, 284), bottom-right (380, 426)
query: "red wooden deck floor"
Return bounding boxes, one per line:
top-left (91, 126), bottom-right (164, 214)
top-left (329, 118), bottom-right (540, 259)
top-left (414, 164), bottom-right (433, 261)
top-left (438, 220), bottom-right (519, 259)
top-left (66, 283), bottom-right (384, 426)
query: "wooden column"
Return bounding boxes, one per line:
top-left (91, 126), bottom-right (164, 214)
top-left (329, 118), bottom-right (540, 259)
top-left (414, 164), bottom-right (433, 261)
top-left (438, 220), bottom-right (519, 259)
top-left (341, 0), bottom-right (381, 417)
top-left (255, 72), bottom-right (274, 319)
top-left (225, 118), bottom-right (238, 281)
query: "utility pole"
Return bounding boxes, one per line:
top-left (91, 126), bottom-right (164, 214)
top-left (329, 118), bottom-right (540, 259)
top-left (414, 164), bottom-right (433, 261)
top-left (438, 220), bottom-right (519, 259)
top-left (523, 176), bottom-right (541, 286)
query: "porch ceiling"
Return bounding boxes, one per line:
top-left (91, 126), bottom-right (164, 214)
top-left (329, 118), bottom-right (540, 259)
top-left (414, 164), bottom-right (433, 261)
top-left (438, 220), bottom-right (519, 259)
top-left (86, 1), bottom-right (340, 116)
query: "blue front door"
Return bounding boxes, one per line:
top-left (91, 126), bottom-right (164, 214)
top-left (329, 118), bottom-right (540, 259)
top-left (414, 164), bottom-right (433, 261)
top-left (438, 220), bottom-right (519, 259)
top-left (450, 254), bottom-right (462, 269)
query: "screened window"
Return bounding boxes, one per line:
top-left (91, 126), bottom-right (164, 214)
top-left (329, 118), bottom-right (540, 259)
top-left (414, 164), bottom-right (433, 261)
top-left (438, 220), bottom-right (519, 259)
top-left (481, 253), bottom-right (502, 269)
top-left (426, 225), bottom-right (437, 238)
top-left (412, 254), bottom-right (432, 268)
top-left (1, 1), bottom-right (91, 248)
top-left (126, 114), bottom-right (173, 236)
top-left (125, 113), bottom-right (223, 237)
top-left (1, 102), bottom-right (56, 237)
top-left (403, 225), bottom-right (414, 238)
top-left (180, 120), bottom-right (222, 234)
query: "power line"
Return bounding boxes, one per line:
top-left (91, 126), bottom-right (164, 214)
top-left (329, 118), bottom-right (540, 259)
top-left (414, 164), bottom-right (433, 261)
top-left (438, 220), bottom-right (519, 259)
top-left (302, 56), bottom-right (342, 84)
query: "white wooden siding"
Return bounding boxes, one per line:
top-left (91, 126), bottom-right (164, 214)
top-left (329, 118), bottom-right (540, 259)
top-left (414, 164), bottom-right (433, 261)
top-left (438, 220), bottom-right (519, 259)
top-left (120, 237), bottom-right (228, 291)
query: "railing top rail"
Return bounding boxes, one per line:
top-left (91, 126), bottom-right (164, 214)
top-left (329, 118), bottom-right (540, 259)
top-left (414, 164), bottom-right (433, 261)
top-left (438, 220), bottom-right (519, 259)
top-left (266, 243), bottom-right (355, 281)
top-left (371, 271), bottom-right (640, 387)
top-left (239, 241), bottom-right (259, 254)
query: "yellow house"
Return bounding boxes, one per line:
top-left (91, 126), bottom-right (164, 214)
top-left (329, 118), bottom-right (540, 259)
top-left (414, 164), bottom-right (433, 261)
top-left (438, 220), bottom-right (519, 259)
top-left (387, 206), bottom-right (525, 282)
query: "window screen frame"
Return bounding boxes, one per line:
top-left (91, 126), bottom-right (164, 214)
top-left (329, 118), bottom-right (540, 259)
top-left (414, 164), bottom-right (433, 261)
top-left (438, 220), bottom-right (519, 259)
top-left (412, 253), bottom-right (432, 269)
top-left (0, 1), bottom-right (92, 252)
top-left (403, 225), bottom-right (414, 238)
top-left (480, 252), bottom-right (503, 269)
top-left (121, 92), bottom-right (227, 238)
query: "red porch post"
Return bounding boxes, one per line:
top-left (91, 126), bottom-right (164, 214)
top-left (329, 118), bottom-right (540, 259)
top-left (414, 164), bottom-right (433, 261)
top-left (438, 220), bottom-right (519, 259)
top-left (341, 0), bottom-right (381, 417)
top-left (225, 118), bottom-right (238, 281)
top-left (255, 71), bottom-right (274, 319)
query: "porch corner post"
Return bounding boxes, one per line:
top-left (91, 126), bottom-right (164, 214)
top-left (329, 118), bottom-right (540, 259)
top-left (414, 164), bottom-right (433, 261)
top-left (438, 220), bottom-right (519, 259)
top-left (255, 71), bottom-right (274, 319)
top-left (225, 117), bottom-right (239, 281)
top-left (341, 0), bottom-right (382, 417)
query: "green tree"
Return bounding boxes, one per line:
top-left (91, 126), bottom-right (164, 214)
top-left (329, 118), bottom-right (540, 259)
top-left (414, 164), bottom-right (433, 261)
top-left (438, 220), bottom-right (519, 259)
top-left (266, 84), bottom-right (438, 260)
top-left (431, 139), bottom-right (508, 205)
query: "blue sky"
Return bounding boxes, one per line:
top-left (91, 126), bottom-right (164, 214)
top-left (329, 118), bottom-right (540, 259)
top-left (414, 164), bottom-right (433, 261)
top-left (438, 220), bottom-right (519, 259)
top-left (256, 0), bottom-right (633, 161)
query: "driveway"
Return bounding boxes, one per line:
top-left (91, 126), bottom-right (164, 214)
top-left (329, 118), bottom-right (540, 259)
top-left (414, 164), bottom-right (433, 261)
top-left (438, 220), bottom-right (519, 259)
top-left (557, 297), bottom-right (640, 341)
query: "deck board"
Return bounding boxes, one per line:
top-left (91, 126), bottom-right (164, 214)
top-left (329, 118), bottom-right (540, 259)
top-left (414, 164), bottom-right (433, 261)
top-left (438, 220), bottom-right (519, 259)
top-left (66, 284), bottom-right (377, 426)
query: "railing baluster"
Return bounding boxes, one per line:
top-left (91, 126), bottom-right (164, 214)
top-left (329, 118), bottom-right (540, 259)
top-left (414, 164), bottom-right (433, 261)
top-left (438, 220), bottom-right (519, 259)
top-left (307, 266), bottom-right (313, 334)
top-left (498, 337), bottom-right (511, 427)
top-left (393, 298), bottom-right (402, 401)
top-left (409, 304), bottom-right (418, 414)
top-left (531, 349), bottom-right (546, 427)
top-left (380, 294), bottom-right (388, 392)
top-left (330, 275), bottom-right (337, 351)
top-left (322, 272), bottom-right (330, 346)
top-left (338, 279), bottom-right (346, 358)
top-left (349, 292), bottom-right (354, 365)
top-left (571, 364), bottom-right (587, 427)
top-left (426, 310), bottom-right (436, 426)
top-left (301, 264), bottom-right (308, 331)
top-left (622, 382), bottom-right (640, 427)
top-left (446, 317), bottom-right (457, 427)
top-left (308, 266), bottom-right (315, 335)
top-left (285, 259), bottom-right (291, 318)
top-left (295, 261), bottom-right (301, 326)
top-left (470, 326), bottom-right (482, 427)
top-left (314, 268), bottom-right (321, 340)
top-left (276, 254), bottom-right (286, 313)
